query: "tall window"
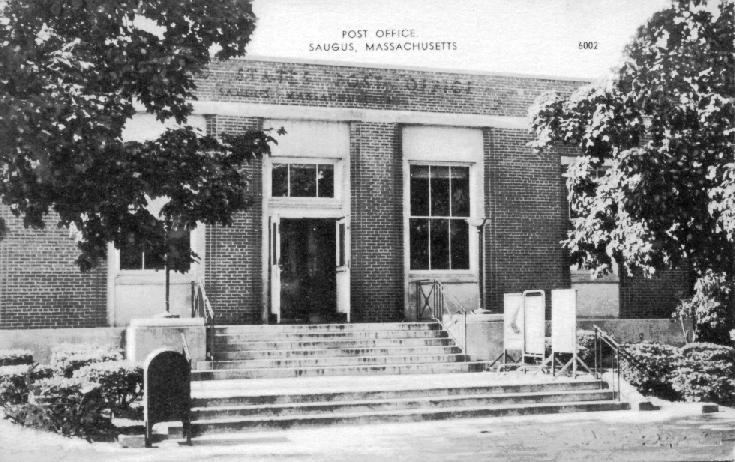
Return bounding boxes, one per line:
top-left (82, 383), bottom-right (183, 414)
top-left (272, 163), bottom-right (334, 198)
top-left (409, 165), bottom-right (470, 270)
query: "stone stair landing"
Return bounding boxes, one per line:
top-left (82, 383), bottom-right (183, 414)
top-left (169, 373), bottom-right (628, 436)
top-left (175, 322), bottom-right (629, 437)
top-left (193, 322), bottom-right (493, 380)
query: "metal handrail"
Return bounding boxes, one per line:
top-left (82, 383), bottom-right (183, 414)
top-left (592, 325), bottom-right (621, 400)
top-left (191, 278), bottom-right (215, 361)
top-left (592, 324), bottom-right (661, 402)
top-left (180, 332), bottom-right (191, 366)
top-left (415, 279), bottom-right (473, 353)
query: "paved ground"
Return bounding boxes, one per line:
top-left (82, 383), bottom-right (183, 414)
top-left (1, 403), bottom-right (734, 462)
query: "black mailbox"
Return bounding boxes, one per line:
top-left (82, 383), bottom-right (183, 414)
top-left (144, 349), bottom-right (191, 446)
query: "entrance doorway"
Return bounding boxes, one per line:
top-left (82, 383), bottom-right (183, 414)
top-left (279, 218), bottom-right (337, 323)
top-left (269, 215), bottom-right (351, 324)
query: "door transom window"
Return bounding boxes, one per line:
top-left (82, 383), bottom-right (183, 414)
top-left (272, 162), bottom-right (334, 198)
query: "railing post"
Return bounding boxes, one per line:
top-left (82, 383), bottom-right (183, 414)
top-left (594, 328), bottom-right (598, 381)
top-left (433, 281), bottom-right (438, 321)
top-left (415, 281), bottom-right (419, 321)
top-left (208, 318), bottom-right (214, 362)
top-left (463, 310), bottom-right (467, 354)
top-left (190, 281), bottom-right (195, 318)
top-left (440, 283), bottom-right (445, 321)
top-left (416, 281), bottom-right (420, 321)
top-left (435, 281), bottom-right (440, 321)
top-left (616, 349), bottom-right (621, 401)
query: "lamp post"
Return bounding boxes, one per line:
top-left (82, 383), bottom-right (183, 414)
top-left (466, 217), bottom-right (490, 312)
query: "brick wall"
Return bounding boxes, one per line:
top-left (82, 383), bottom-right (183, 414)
top-left (484, 128), bottom-right (570, 313)
top-left (203, 115), bottom-right (264, 324)
top-left (350, 122), bottom-right (404, 321)
top-left (620, 269), bottom-right (691, 318)
top-left (0, 206), bottom-right (107, 328)
top-left (0, 59), bottom-right (689, 327)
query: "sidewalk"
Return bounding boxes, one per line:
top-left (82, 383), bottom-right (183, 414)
top-left (1, 402), bottom-right (734, 462)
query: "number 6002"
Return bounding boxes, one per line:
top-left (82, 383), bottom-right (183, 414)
top-left (578, 41), bottom-right (598, 49)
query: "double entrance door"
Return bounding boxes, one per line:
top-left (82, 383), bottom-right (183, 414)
top-left (269, 216), bottom-right (350, 323)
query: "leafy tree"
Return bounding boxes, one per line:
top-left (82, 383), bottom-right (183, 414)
top-left (529, 0), bottom-right (734, 342)
top-left (0, 0), bottom-right (281, 312)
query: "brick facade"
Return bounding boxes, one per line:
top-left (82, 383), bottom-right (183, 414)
top-left (0, 58), bottom-right (690, 327)
top-left (0, 206), bottom-right (107, 328)
top-left (620, 269), bottom-right (691, 318)
top-left (350, 122), bottom-right (404, 321)
top-left (203, 115), bottom-right (264, 324)
top-left (484, 128), bottom-right (570, 313)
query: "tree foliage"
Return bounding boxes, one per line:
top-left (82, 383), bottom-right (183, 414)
top-left (0, 0), bottom-right (279, 272)
top-left (529, 0), bottom-right (734, 341)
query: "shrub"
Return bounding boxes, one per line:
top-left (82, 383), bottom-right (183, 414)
top-left (576, 330), bottom-right (596, 365)
top-left (673, 270), bottom-right (733, 344)
top-left (74, 361), bottom-right (143, 414)
top-left (3, 402), bottom-right (53, 429)
top-left (26, 376), bottom-right (112, 440)
top-left (0, 363), bottom-right (58, 406)
top-left (50, 344), bottom-right (122, 378)
top-left (679, 342), bottom-right (735, 363)
top-left (31, 364), bottom-right (55, 381)
top-left (0, 365), bottom-right (32, 405)
top-left (620, 341), bottom-right (681, 400)
top-left (0, 349), bottom-right (33, 366)
top-left (671, 364), bottom-right (735, 404)
top-left (671, 343), bottom-right (735, 404)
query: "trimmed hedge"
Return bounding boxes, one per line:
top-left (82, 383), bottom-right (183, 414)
top-left (0, 365), bottom-right (31, 405)
top-left (0, 344), bottom-right (140, 440)
top-left (620, 341), bottom-right (735, 405)
top-left (0, 364), bottom-right (54, 405)
top-left (74, 361), bottom-right (143, 414)
top-left (672, 343), bottom-right (735, 404)
top-left (0, 349), bottom-right (33, 366)
top-left (620, 341), bottom-right (680, 400)
top-left (678, 342), bottom-right (735, 363)
top-left (21, 376), bottom-right (112, 440)
top-left (50, 344), bottom-right (123, 378)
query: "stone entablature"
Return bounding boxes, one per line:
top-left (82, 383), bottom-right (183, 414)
top-left (194, 58), bottom-right (586, 118)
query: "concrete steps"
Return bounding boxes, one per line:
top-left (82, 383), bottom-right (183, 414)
top-left (177, 401), bottom-right (628, 435)
top-left (195, 353), bottom-right (470, 370)
top-left (198, 322), bottom-right (470, 379)
top-left (214, 322), bottom-right (441, 334)
top-left (170, 375), bottom-right (628, 437)
top-left (215, 329), bottom-right (448, 341)
top-left (178, 322), bottom-right (628, 437)
top-left (190, 390), bottom-right (617, 419)
top-left (214, 345), bottom-right (463, 361)
top-left (191, 378), bottom-right (607, 407)
top-left (192, 360), bottom-right (494, 380)
top-left (213, 337), bottom-right (457, 352)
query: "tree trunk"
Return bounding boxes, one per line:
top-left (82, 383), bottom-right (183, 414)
top-left (165, 258), bottom-right (170, 314)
